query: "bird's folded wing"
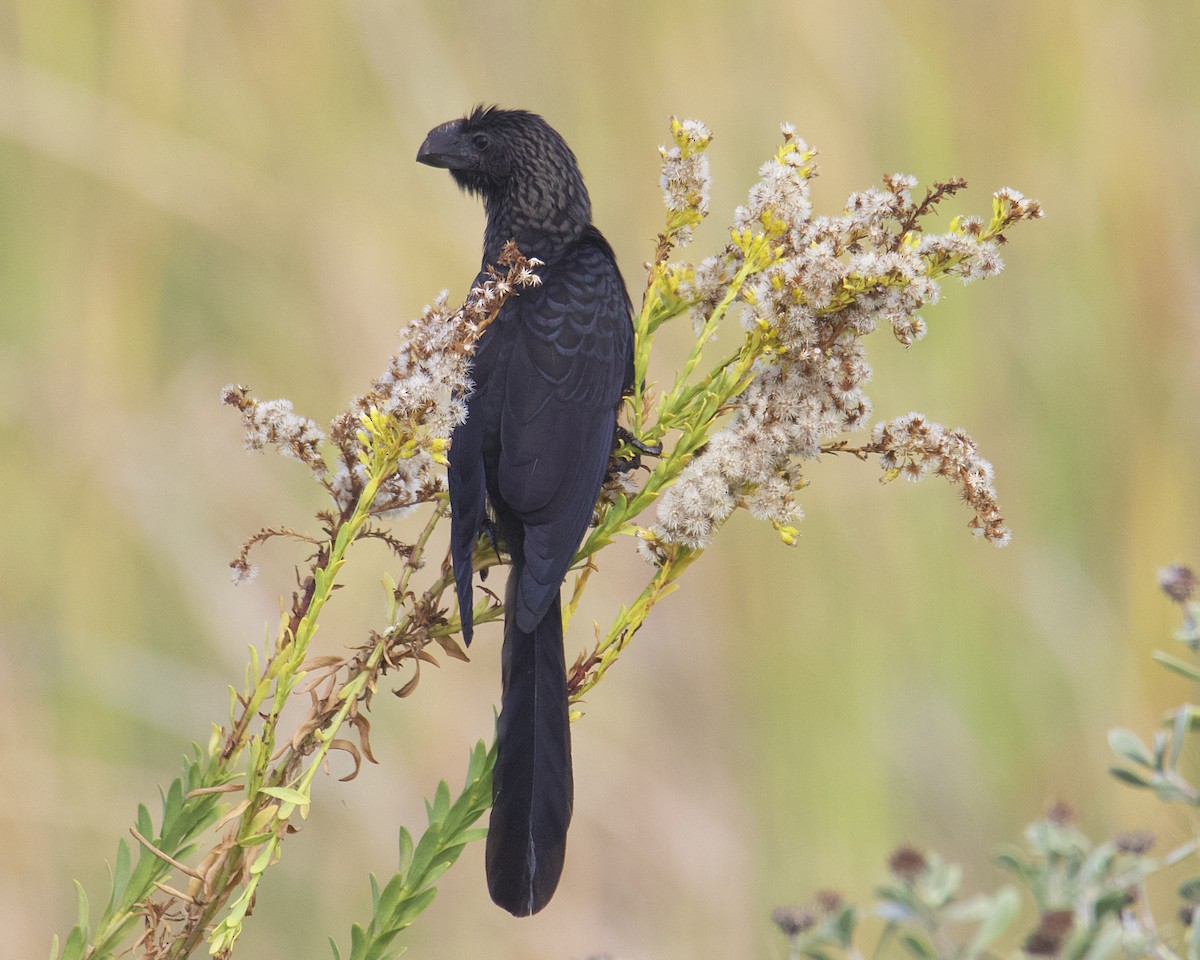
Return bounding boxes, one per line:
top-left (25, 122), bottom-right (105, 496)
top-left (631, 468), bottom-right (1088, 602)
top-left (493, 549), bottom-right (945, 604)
top-left (498, 234), bottom-right (632, 631)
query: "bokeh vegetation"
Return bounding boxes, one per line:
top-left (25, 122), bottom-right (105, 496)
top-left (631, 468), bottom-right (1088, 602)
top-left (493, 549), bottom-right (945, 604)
top-left (1, 2), bottom-right (1198, 959)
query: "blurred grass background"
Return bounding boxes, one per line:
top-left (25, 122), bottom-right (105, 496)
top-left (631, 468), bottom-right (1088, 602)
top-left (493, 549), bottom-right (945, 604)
top-left (1, 0), bottom-right (1198, 957)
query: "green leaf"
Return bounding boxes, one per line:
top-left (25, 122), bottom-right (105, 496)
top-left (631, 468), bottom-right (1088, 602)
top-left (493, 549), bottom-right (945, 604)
top-left (136, 803), bottom-right (153, 840)
top-left (900, 932), bottom-right (935, 959)
top-left (330, 936), bottom-right (343, 960)
top-left (1108, 728), bottom-right (1154, 767)
top-left (374, 873), bottom-right (410, 919)
top-left (248, 839), bottom-right (278, 874)
top-left (163, 778), bottom-right (184, 832)
top-left (411, 856), bottom-right (459, 895)
top-left (406, 833), bottom-right (440, 883)
top-left (48, 934), bottom-right (59, 960)
top-left (1171, 706), bottom-right (1190, 770)
top-left (392, 887), bottom-right (437, 930)
top-left (72, 880), bottom-right (89, 933)
top-left (876, 883), bottom-right (916, 906)
top-left (1179, 877), bottom-right (1200, 903)
top-left (832, 905), bottom-right (856, 946)
top-left (1153, 780), bottom-right (1197, 804)
top-left (1093, 889), bottom-right (1131, 920)
top-left (61, 927), bottom-right (86, 960)
top-left (238, 830), bottom-right (278, 847)
top-left (1108, 766), bottom-right (1151, 788)
top-left (968, 886), bottom-right (1019, 956)
top-left (350, 923), bottom-right (367, 955)
top-left (108, 838), bottom-right (131, 911)
top-left (258, 786), bottom-right (310, 806)
top-left (1153, 730), bottom-right (1168, 770)
top-left (994, 851), bottom-right (1032, 878)
top-left (1154, 650), bottom-right (1200, 682)
top-left (397, 827), bottom-right (414, 875)
top-left (431, 781), bottom-right (451, 823)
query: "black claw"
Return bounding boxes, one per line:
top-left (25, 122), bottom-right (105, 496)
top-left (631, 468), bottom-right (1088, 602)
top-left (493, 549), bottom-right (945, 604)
top-left (615, 425), bottom-right (663, 458)
top-left (608, 426), bottom-right (663, 477)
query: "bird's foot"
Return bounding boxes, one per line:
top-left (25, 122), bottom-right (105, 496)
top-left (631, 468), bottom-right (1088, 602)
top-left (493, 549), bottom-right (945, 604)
top-left (615, 425), bottom-right (663, 458)
top-left (609, 426), bottom-right (662, 476)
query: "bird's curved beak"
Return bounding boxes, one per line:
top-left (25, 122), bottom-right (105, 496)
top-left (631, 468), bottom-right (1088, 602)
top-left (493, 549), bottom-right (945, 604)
top-left (417, 121), bottom-right (469, 170)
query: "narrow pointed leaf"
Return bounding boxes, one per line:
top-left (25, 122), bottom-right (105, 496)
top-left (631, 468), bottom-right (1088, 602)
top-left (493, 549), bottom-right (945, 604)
top-left (258, 786), bottom-right (310, 806)
top-left (397, 827), bottom-right (414, 875)
top-left (1154, 651), bottom-right (1200, 683)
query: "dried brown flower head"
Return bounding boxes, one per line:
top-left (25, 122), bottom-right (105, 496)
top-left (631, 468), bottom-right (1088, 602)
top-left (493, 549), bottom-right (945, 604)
top-left (887, 844), bottom-right (929, 880)
top-left (1024, 910), bottom-right (1075, 956)
top-left (814, 889), bottom-right (844, 913)
top-left (1113, 830), bottom-right (1155, 856)
top-left (1159, 564), bottom-right (1198, 604)
top-left (872, 413), bottom-right (1009, 545)
top-left (1046, 801), bottom-right (1076, 825)
top-left (771, 905), bottom-right (817, 937)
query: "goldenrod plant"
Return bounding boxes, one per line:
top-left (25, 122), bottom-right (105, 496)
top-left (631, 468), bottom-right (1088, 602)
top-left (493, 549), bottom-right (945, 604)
top-left (51, 118), bottom-right (1041, 959)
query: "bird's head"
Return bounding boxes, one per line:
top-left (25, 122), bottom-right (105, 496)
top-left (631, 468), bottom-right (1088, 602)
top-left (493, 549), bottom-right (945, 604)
top-left (417, 106), bottom-right (592, 258)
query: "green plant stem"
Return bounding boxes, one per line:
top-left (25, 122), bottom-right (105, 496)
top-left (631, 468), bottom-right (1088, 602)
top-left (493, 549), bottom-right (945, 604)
top-left (570, 543), bottom-right (700, 699)
top-left (337, 742), bottom-right (495, 960)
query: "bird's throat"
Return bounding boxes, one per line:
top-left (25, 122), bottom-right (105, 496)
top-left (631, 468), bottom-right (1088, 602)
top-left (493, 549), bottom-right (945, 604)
top-left (482, 176), bottom-right (590, 266)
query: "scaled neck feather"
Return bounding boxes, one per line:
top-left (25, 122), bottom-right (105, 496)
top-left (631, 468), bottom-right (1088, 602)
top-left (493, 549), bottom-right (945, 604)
top-left (482, 168), bottom-right (592, 266)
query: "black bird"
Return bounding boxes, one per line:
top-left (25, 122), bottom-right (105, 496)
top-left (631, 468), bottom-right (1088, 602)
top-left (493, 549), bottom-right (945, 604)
top-left (417, 107), bottom-right (633, 915)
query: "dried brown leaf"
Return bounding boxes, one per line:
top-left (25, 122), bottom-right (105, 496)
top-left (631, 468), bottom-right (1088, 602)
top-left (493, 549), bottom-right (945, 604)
top-left (416, 648), bottom-right (440, 666)
top-left (213, 799), bottom-right (251, 833)
top-left (380, 632), bottom-right (402, 670)
top-left (395, 661), bottom-right (421, 697)
top-left (331, 739), bottom-right (362, 782)
top-left (350, 714), bottom-right (378, 764)
top-left (152, 880), bottom-right (195, 904)
top-left (192, 828), bottom-right (239, 900)
top-left (433, 633), bottom-right (470, 663)
top-left (129, 827), bottom-right (202, 879)
top-left (300, 655), bottom-right (345, 671)
top-left (185, 782), bottom-right (244, 799)
top-left (291, 713), bottom-right (323, 752)
top-left (297, 670), bottom-right (333, 695)
top-left (479, 584), bottom-right (502, 604)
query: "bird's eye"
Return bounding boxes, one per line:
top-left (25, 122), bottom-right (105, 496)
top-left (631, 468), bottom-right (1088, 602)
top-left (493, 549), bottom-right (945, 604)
top-left (472, 133), bottom-right (490, 150)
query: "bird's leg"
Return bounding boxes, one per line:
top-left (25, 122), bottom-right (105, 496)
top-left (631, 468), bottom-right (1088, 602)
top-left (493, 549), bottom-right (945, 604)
top-left (477, 515), bottom-right (504, 582)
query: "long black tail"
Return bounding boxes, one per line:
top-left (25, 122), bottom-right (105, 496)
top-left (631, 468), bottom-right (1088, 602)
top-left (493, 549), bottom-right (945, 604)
top-left (485, 562), bottom-right (573, 916)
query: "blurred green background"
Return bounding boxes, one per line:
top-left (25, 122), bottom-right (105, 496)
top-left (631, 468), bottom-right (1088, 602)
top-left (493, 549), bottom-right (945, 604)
top-left (1, 0), bottom-right (1198, 957)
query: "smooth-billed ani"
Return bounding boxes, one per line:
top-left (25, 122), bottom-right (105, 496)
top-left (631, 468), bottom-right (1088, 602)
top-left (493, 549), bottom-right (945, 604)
top-left (417, 106), bottom-right (633, 916)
